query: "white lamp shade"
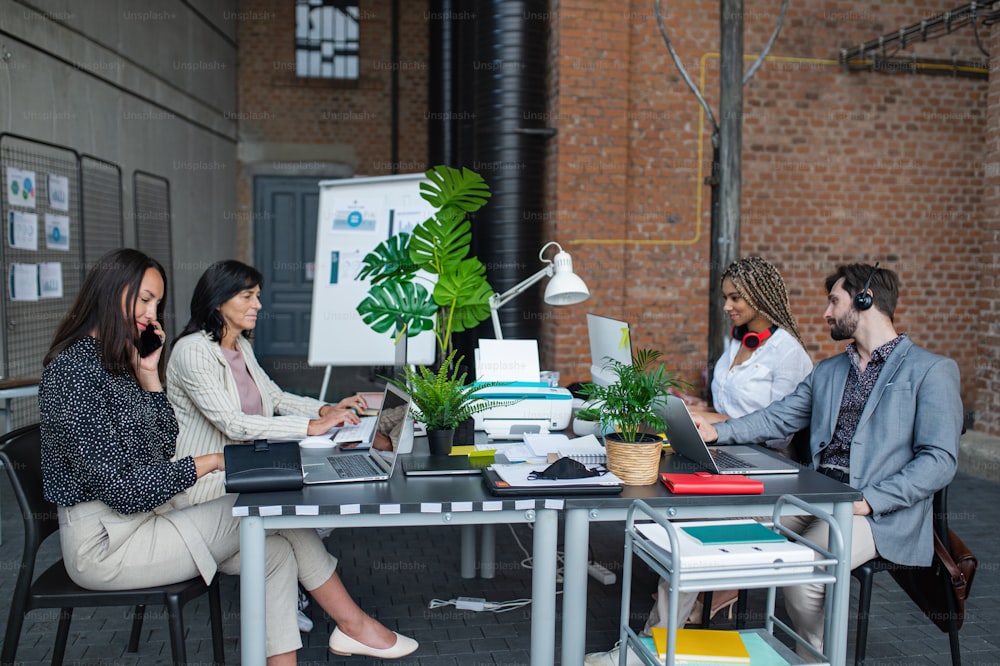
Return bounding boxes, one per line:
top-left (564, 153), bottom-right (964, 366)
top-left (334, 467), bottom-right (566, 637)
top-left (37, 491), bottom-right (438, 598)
top-left (543, 250), bottom-right (590, 305)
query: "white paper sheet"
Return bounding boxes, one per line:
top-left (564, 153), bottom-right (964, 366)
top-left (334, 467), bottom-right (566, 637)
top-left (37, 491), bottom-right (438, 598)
top-left (8, 210), bottom-right (38, 250)
top-left (38, 262), bottom-right (63, 299)
top-left (6, 167), bottom-right (37, 208)
top-left (476, 339), bottom-right (541, 382)
top-left (489, 463), bottom-right (623, 487)
top-left (47, 173), bottom-right (69, 211)
top-left (9, 264), bottom-right (39, 301)
top-left (45, 213), bottom-right (70, 250)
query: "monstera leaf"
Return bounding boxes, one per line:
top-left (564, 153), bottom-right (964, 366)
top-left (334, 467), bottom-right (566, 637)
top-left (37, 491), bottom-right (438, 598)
top-left (356, 232), bottom-right (419, 284)
top-left (356, 280), bottom-right (438, 338)
top-left (409, 207), bottom-right (471, 275)
top-left (432, 258), bottom-right (494, 333)
top-left (419, 165), bottom-right (491, 212)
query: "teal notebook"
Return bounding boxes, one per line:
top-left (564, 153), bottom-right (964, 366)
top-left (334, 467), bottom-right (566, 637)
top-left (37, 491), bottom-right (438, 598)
top-left (681, 522), bottom-right (786, 545)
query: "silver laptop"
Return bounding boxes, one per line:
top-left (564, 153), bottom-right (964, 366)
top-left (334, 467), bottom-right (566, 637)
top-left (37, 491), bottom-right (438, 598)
top-left (301, 383), bottom-right (411, 484)
top-left (663, 395), bottom-right (801, 475)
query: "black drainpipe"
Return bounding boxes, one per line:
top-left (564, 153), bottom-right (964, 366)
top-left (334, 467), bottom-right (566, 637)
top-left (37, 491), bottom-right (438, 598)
top-left (468, 0), bottom-right (553, 342)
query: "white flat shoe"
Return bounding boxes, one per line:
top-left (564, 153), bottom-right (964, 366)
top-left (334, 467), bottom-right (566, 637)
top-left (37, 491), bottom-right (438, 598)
top-left (328, 626), bottom-right (418, 659)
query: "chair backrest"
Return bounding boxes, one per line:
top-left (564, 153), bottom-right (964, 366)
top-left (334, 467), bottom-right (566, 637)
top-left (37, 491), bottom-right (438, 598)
top-left (0, 424), bottom-right (57, 571)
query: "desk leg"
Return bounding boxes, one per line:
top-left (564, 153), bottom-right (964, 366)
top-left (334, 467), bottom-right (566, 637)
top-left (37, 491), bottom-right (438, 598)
top-left (827, 501), bottom-right (854, 666)
top-left (461, 525), bottom-right (476, 578)
top-left (480, 524), bottom-right (496, 579)
top-left (561, 508), bottom-right (590, 665)
top-left (240, 516), bottom-right (267, 665)
top-left (530, 508), bottom-right (558, 666)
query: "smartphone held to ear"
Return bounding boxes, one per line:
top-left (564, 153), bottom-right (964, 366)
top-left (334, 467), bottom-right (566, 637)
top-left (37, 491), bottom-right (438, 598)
top-left (137, 326), bottom-right (163, 358)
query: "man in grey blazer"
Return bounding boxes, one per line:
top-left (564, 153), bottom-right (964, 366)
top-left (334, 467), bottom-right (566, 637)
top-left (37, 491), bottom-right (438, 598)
top-left (694, 263), bottom-right (962, 658)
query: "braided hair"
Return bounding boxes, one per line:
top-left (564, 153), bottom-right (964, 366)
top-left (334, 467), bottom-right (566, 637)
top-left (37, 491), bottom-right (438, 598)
top-left (722, 256), bottom-right (806, 349)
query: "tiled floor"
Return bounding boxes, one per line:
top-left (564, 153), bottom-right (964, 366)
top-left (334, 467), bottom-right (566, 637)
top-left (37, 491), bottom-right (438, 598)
top-left (2, 469), bottom-right (998, 665)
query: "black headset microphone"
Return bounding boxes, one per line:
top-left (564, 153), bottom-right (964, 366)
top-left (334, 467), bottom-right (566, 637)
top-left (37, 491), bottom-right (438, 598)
top-left (853, 262), bottom-right (880, 311)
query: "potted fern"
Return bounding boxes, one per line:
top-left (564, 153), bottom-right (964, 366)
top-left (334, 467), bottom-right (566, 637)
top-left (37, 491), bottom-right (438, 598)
top-left (356, 165), bottom-right (496, 447)
top-left (576, 349), bottom-right (685, 485)
top-left (383, 351), bottom-right (499, 454)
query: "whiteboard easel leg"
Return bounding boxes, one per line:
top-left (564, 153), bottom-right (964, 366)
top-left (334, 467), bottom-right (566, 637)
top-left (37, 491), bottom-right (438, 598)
top-left (319, 365), bottom-right (332, 403)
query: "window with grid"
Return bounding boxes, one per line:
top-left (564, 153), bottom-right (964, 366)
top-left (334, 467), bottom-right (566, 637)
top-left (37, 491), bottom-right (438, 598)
top-left (295, 0), bottom-right (360, 80)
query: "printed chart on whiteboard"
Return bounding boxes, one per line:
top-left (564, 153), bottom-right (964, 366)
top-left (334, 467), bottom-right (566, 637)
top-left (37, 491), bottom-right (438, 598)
top-left (308, 172), bottom-right (437, 368)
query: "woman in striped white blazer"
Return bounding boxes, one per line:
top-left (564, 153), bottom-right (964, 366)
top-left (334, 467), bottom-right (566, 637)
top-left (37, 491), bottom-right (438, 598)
top-left (167, 260), bottom-right (369, 505)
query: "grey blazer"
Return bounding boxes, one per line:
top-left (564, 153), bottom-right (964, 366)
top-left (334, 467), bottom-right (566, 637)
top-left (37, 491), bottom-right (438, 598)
top-left (715, 336), bottom-right (961, 566)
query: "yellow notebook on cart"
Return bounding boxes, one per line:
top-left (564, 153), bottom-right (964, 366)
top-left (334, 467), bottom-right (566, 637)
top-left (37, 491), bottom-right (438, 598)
top-left (650, 627), bottom-right (750, 663)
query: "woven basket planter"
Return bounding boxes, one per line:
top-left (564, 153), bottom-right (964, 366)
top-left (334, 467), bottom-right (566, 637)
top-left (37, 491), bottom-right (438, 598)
top-left (604, 432), bottom-right (663, 485)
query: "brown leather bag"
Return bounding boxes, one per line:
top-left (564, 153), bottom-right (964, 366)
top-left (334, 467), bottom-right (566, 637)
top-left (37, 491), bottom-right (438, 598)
top-left (889, 528), bottom-right (977, 631)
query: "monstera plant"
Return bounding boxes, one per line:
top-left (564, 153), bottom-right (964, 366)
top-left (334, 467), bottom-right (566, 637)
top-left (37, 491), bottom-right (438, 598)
top-left (355, 165), bottom-right (494, 363)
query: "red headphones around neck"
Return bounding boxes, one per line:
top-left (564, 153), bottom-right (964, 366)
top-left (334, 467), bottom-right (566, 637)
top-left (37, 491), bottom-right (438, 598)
top-left (732, 324), bottom-right (778, 350)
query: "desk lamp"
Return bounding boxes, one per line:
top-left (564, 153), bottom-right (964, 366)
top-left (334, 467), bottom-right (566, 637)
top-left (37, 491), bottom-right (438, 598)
top-left (489, 241), bottom-right (590, 340)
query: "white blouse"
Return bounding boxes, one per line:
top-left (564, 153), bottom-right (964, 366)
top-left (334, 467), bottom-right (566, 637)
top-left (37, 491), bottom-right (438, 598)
top-left (710, 327), bottom-right (812, 448)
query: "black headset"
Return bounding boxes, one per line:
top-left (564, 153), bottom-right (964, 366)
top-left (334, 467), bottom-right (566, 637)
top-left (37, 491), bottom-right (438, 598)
top-left (732, 324), bottom-right (778, 349)
top-left (853, 262), bottom-right (880, 311)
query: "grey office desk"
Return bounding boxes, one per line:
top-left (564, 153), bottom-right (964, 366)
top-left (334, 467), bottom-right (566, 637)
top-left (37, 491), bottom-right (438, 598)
top-left (233, 465), bottom-right (563, 665)
top-left (559, 449), bottom-right (862, 666)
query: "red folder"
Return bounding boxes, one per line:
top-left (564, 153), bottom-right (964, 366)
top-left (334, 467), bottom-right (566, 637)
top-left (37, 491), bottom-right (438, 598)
top-left (660, 471), bottom-right (764, 495)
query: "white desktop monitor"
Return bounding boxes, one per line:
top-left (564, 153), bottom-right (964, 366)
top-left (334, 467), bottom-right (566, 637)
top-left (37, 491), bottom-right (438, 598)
top-left (586, 313), bottom-right (633, 386)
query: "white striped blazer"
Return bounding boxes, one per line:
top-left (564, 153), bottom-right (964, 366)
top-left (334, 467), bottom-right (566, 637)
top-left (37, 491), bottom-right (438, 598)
top-left (167, 331), bottom-right (326, 504)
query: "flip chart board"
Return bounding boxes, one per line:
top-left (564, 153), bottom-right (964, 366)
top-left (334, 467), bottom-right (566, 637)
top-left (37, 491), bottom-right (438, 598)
top-left (307, 173), bottom-right (437, 367)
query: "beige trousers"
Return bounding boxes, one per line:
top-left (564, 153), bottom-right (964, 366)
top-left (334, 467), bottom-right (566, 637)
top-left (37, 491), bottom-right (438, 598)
top-left (58, 495), bottom-right (338, 657)
top-left (644, 514), bottom-right (876, 660)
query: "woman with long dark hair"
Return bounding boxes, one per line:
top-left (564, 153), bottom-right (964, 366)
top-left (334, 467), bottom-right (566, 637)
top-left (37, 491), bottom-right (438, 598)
top-left (40, 249), bottom-right (417, 663)
top-left (168, 259), bottom-right (368, 505)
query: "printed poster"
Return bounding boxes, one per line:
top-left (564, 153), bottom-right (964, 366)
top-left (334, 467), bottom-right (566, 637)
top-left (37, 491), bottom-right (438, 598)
top-left (8, 210), bottom-right (39, 250)
top-left (6, 167), bottom-right (37, 208)
top-left (48, 173), bottom-right (70, 211)
top-left (39, 262), bottom-right (64, 299)
top-left (45, 213), bottom-right (71, 250)
top-left (8, 263), bottom-right (39, 301)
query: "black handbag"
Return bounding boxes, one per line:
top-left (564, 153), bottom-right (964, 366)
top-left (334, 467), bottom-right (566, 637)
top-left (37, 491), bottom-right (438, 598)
top-left (223, 440), bottom-right (304, 493)
top-left (888, 528), bottom-right (978, 631)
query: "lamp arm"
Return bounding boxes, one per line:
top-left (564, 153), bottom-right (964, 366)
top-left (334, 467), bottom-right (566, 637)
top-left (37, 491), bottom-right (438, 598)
top-left (490, 265), bottom-right (554, 309)
top-left (488, 264), bottom-right (554, 340)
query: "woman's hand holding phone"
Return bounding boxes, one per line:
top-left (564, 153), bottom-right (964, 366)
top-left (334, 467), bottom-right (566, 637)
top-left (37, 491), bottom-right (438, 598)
top-left (133, 322), bottom-right (165, 391)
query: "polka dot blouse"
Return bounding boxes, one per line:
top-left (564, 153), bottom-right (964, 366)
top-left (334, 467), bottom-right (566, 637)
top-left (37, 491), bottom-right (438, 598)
top-left (39, 336), bottom-right (197, 514)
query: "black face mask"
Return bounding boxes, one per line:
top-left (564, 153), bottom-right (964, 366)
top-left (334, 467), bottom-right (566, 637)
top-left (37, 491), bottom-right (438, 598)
top-left (528, 457), bottom-right (607, 481)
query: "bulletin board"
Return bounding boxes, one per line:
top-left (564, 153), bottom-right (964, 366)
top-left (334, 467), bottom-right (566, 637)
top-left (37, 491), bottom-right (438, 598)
top-left (0, 136), bottom-right (83, 427)
top-left (307, 173), bottom-right (437, 367)
top-left (0, 135), bottom-right (126, 431)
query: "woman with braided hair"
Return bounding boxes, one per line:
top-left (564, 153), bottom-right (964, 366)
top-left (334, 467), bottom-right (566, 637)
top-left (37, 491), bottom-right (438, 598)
top-left (702, 256), bottom-right (812, 452)
top-left (585, 256), bottom-right (812, 666)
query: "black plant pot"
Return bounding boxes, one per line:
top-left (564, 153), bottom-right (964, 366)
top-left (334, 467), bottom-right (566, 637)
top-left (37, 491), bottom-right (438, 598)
top-left (427, 428), bottom-right (456, 455)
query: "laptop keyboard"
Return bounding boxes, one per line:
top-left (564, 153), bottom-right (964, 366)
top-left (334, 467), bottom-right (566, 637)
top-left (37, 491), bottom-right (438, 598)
top-left (327, 454), bottom-right (378, 477)
top-left (711, 448), bottom-right (758, 471)
top-left (332, 416), bottom-right (377, 444)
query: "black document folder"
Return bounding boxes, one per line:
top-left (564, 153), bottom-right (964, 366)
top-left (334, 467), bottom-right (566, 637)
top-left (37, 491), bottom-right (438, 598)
top-left (224, 440), bottom-right (304, 493)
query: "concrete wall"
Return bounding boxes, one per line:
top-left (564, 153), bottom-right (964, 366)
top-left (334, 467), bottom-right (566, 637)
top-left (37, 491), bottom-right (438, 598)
top-left (0, 0), bottom-right (240, 325)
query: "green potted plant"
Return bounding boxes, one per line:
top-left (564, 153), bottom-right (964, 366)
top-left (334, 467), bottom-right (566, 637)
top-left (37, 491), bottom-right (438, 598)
top-left (577, 348), bottom-right (685, 485)
top-left (356, 165), bottom-right (497, 448)
top-left (383, 351), bottom-right (502, 454)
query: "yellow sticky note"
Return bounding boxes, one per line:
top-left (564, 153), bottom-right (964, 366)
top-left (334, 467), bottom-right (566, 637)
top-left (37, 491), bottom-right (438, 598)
top-left (449, 445), bottom-right (476, 457)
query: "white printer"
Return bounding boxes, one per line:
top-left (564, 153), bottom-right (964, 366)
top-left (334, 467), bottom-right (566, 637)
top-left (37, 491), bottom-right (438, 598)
top-left (471, 382), bottom-right (574, 440)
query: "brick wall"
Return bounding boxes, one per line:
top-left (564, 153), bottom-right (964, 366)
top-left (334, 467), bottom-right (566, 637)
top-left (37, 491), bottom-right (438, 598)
top-left (549, 0), bottom-right (995, 436)
top-left (236, 0), bottom-right (428, 174)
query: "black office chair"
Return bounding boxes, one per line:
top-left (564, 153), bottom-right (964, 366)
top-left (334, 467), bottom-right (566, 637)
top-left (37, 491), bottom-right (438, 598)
top-left (0, 424), bottom-right (226, 666)
top-left (851, 486), bottom-right (961, 666)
